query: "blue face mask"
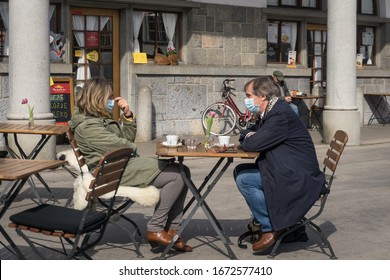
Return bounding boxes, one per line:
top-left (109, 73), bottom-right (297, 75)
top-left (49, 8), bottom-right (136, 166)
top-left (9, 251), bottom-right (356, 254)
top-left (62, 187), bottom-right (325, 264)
top-left (244, 98), bottom-right (259, 113)
top-left (106, 99), bottom-right (115, 112)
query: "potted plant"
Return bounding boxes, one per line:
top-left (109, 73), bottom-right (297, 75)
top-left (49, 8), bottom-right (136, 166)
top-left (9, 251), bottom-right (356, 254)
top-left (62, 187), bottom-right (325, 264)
top-left (167, 47), bottom-right (177, 65)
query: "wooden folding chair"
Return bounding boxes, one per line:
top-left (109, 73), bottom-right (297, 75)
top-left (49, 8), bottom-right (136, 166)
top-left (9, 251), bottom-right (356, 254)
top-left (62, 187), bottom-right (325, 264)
top-left (66, 128), bottom-right (145, 258)
top-left (268, 130), bottom-right (349, 259)
top-left (9, 147), bottom-right (132, 259)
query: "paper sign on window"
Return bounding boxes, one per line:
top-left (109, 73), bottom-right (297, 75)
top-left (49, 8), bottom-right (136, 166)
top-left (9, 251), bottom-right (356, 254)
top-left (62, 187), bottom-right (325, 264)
top-left (362, 32), bottom-right (373, 46)
top-left (133, 52), bottom-right (148, 64)
top-left (87, 50), bottom-right (99, 62)
top-left (75, 50), bottom-right (83, 58)
top-left (86, 32), bottom-right (99, 47)
top-left (287, 50), bottom-right (296, 68)
top-left (267, 23), bottom-right (278, 44)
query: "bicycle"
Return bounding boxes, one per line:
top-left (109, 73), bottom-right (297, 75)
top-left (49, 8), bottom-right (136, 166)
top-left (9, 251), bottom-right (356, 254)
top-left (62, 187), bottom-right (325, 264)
top-left (201, 78), bottom-right (254, 136)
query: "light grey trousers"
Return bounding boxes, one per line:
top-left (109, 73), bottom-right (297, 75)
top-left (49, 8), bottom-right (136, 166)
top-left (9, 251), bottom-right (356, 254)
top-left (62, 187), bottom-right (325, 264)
top-left (147, 163), bottom-right (190, 232)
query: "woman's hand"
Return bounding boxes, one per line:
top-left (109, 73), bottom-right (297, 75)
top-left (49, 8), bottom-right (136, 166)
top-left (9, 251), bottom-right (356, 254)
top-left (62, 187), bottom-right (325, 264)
top-left (115, 97), bottom-right (132, 116)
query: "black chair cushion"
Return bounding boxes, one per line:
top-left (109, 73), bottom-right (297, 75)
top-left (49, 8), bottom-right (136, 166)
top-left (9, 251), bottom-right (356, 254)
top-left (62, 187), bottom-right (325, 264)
top-left (10, 204), bottom-right (106, 234)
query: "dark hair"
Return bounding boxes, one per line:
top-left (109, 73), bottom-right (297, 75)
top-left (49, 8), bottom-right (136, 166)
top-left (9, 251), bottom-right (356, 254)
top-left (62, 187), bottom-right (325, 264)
top-left (244, 76), bottom-right (280, 100)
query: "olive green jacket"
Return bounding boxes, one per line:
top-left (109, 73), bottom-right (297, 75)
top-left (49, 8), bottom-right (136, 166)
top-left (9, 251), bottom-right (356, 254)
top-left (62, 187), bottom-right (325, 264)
top-left (69, 110), bottom-right (168, 188)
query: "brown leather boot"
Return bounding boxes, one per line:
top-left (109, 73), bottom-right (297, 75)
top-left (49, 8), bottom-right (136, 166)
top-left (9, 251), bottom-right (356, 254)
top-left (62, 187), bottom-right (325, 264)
top-left (167, 229), bottom-right (193, 252)
top-left (147, 229), bottom-right (173, 248)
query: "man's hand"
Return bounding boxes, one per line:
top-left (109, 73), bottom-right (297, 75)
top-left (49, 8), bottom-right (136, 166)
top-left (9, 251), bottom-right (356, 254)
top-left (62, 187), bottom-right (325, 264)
top-left (285, 96), bottom-right (292, 103)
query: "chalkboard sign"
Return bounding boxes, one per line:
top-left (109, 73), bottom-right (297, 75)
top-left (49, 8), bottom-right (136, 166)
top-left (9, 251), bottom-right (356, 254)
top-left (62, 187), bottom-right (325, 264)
top-left (50, 77), bottom-right (74, 125)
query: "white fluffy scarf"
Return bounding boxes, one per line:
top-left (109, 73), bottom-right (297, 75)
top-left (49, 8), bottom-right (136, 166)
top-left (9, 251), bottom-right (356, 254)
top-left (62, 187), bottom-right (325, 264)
top-left (58, 149), bottom-right (160, 210)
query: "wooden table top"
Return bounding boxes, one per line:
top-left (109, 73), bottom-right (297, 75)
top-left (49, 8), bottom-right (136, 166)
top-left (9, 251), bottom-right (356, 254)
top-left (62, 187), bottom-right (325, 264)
top-left (0, 158), bottom-right (66, 180)
top-left (0, 123), bottom-right (69, 136)
top-left (156, 142), bottom-right (259, 159)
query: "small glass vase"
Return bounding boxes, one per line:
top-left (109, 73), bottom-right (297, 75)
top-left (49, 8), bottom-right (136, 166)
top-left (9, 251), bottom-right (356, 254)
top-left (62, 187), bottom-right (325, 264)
top-left (204, 134), bottom-right (214, 149)
top-left (28, 116), bottom-right (35, 129)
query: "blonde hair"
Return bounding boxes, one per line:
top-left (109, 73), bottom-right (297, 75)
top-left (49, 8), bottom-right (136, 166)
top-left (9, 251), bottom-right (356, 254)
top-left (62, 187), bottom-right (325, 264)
top-left (75, 77), bottom-right (113, 118)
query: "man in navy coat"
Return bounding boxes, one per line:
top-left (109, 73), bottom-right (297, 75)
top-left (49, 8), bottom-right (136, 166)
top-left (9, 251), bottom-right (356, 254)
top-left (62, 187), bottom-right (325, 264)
top-left (234, 76), bottom-right (325, 252)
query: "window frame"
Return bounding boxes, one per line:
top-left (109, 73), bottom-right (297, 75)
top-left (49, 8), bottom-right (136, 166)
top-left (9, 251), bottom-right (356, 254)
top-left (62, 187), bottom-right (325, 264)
top-left (136, 9), bottom-right (181, 60)
top-left (267, 0), bottom-right (321, 9)
top-left (357, 0), bottom-right (377, 15)
top-left (357, 25), bottom-right (376, 66)
top-left (307, 26), bottom-right (327, 90)
top-left (267, 20), bottom-right (301, 64)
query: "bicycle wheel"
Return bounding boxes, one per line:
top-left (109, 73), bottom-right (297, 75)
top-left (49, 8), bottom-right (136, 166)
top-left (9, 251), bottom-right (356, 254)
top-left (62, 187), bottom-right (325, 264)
top-left (201, 103), bottom-right (237, 135)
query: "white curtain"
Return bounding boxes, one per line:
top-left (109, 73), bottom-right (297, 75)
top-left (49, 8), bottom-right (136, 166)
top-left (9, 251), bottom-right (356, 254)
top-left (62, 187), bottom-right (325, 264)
top-left (282, 0), bottom-right (296, 6)
top-left (162, 13), bottom-right (178, 50)
top-left (100, 16), bottom-right (110, 31)
top-left (267, 0), bottom-right (278, 6)
top-left (362, 0), bottom-right (374, 14)
top-left (49, 5), bottom-right (55, 20)
top-left (0, 2), bottom-right (9, 56)
top-left (290, 22), bottom-right (297, 51)
top-left (132, 11), bottom-right (144, 53)
top-left (367, 45), bottom-right (373, 65)
top-left (366, 27), bottom-right (374, 64)
top-left (302, 0), bottom-right (316, 7)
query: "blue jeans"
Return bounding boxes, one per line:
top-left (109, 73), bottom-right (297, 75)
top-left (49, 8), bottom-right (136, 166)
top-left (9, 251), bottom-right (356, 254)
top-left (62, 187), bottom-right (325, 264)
top-left (290, 103), bottom-right (299, 115)
top-left (233, 163), bottom-right (272, 232)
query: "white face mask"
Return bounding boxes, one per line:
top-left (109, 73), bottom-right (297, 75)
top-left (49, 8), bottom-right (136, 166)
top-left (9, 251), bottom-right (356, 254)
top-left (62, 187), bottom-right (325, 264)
top-left (244, 98), bottom-right (260, 113)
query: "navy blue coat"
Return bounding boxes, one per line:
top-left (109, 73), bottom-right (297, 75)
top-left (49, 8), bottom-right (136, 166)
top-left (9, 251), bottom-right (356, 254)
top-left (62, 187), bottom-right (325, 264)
top-left (240, 99), bottom-right (324, 230)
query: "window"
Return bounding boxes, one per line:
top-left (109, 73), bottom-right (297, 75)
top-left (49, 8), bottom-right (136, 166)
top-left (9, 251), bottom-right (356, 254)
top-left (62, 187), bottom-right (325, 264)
top-left (357, 26), bottom-right (375, 65)
top-left (0, 17), bottom-right (5, 58)
top-left (307, 27), bottom-right (327, 89)
top-left (0, 1), bottom-right (8, 57)
top-left (145, 13), bottom-right (167, 43)
top-left (135, 10), bottom-right (180, 59)
top-left (267, 0), bottom-right (320, 9)
top-left (267, 21), bottom-right (300, 64)
top-left (50, 3), bottom-right (61, 33)
top-left (358, 0), bottom-right (376, 15)
top-left (0, 2), bottom-right (61, 58)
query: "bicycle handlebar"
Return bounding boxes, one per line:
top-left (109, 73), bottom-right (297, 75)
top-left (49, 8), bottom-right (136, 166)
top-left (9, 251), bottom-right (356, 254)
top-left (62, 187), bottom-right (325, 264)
top-left (223, 78), bottom-right (236, 91)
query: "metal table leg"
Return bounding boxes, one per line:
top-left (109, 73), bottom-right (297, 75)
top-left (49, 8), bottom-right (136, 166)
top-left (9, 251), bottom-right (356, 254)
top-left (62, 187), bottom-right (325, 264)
top-left (0, 179), bottom-right (28, 259)
top-left (3, 133), bottom-right (57, 203)
top-left (160, 156), bottom-right (237, 260)
top-left (367, 95), bottom-right (390, 125)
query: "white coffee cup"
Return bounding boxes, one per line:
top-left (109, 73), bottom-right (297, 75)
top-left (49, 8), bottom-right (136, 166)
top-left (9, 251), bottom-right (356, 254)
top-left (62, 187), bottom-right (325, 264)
top-left (166, 135), bottom-right (179, 145)
top-left (218, 135), bottom-right (230, 146)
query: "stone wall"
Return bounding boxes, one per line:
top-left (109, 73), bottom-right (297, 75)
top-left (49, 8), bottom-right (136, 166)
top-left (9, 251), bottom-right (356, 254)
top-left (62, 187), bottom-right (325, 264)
top-left (135, 73), bottom-right (309, 137)
top-left (358, 77), bottom-right (390, 125)
top-left (187, 4), bottom-right (267, 67)
top-left (0, 76), bottom-right (9, 123)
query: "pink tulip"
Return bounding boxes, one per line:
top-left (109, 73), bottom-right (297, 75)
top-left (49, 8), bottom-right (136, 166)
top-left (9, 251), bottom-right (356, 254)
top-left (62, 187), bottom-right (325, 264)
top-left (21, 98), bottom-right (28, 104)
top-left (209, 111), bottom-right (216, 118)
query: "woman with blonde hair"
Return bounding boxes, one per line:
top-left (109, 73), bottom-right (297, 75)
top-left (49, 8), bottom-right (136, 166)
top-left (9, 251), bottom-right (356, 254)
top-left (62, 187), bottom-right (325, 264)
top-left (70, 76), bottom-right (192, 252)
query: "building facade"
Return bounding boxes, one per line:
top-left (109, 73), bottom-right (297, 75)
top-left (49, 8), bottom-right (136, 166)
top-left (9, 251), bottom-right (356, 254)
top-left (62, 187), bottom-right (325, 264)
top-left (0, 0), bottom-right (390, 146)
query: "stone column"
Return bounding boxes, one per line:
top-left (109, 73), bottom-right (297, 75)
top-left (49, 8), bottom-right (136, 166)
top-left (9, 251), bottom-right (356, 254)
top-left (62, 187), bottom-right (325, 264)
top-left (6, 0), bottom-right (56, 159)
top-left (135, 86), bottom-right (152, 142)
top-left (323, 0), bottom-right (360, 145)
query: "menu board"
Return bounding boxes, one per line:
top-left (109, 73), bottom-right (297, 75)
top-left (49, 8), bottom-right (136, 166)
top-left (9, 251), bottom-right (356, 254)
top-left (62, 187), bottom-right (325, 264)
top-left (50, 77), bottom-right (74, 125)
